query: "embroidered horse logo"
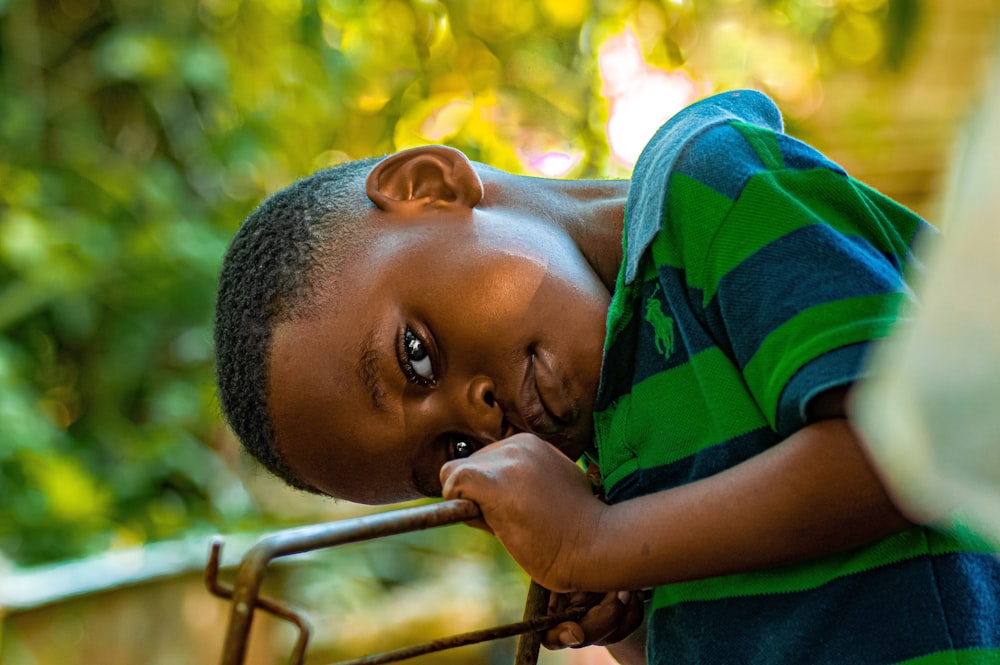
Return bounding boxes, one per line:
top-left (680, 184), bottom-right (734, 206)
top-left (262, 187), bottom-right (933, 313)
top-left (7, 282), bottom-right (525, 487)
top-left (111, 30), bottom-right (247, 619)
top-left (644, 285), bottom-right (674, 360)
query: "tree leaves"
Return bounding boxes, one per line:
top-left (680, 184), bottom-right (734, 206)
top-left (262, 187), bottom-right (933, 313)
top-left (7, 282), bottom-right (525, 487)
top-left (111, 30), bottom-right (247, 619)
top-left (0, 0), bottom-right (914, 565)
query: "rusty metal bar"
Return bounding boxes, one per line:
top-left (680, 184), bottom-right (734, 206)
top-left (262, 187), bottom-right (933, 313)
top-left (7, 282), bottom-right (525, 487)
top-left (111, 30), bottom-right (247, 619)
top-left (207, 499), bottom-right (560, 665)
top-left (208, 500), bottom-right (480, 665)
top-left (514, 580), bottom-right (551, 663)
top-left (205, 538), bottom-right (311, 663)
top-left (329, 605), bottom-right (586, 665)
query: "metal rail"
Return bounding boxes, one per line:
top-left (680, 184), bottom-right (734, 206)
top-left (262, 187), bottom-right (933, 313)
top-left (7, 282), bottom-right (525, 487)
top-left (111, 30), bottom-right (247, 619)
top-left (205, 499), bottom-right (570, 665)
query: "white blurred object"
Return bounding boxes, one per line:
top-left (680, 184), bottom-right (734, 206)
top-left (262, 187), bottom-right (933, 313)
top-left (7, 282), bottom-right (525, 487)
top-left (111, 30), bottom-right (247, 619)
top-left (852, 50), bottom-right (1000, 545)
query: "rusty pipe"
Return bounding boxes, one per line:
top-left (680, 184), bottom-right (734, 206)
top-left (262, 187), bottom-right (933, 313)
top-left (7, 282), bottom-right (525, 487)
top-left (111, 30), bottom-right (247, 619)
top-left (328, 603), bottom-right (584, 665)
top-left (209, 499), bottom-right (559, 665)
top-left (214, 500), bottom-right (481, 665)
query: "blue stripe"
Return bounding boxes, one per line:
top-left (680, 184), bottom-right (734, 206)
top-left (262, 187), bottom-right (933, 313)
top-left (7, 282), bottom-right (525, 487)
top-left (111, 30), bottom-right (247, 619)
top-left (606, 427), bottom-right (780, 502)
top-left (674, 124), bottom-right (768, 201)
top-left (596, 300), bottom-right (640, 411)
top-left (621, 90), bottom-right (783, 285)
top-left (648, 552), bottom-right (1000, 665)
top-left (708, 224), bottom-right (906, 370)
top-left (775, 342), bottom-right (870, 435)
top-left (776, 131), bottom-right (847, 175)
top-left (598, 268), bottom-right (721, 408)
top-left (634, 273), bottom-right (714, 375)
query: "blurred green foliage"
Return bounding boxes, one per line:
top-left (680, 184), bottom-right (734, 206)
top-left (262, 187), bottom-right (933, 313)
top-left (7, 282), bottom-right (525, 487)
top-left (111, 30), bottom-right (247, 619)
top-left (0, 0), bottom-right (920, 566)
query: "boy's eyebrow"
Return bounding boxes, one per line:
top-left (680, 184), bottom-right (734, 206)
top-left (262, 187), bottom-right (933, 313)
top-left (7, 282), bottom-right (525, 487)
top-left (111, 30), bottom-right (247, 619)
top-left (357, 331), bottom-right (389, 413)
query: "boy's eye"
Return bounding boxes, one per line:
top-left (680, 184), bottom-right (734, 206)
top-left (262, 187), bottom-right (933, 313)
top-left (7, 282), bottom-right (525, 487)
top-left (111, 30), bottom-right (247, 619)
top-left (450, 437), bottom-right (474, 460)
top-left (401, 328), bottom-right (435, 384)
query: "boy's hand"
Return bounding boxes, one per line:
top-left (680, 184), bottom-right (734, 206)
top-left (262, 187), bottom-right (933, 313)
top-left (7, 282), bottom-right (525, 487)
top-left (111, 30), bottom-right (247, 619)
top-left (439, 433), bottom-right (608, 592)
top-left (543, 590), bottom-right (645, 650)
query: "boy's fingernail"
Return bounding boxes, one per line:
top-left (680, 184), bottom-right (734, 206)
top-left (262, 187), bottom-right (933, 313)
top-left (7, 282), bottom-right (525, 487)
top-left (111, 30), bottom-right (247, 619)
top-left (617, 590), bottom-right (631, 604)
top-left (560, 628), bottom-right (583, 647)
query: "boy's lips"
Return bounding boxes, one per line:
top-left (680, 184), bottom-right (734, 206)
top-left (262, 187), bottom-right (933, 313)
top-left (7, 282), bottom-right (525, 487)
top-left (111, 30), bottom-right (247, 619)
top-left (512, 349), bottom-right (576, 450)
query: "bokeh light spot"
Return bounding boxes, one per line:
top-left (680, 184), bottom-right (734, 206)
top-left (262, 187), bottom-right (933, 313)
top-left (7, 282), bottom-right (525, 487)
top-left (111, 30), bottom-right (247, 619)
top-left (599, 28), bottom-right (698, 167)
top-left (831, 12), bottom-right (883, 65)
top-left (419, 98), bottom-right (474, 141)
top-left (526, 150), bottom-right (583, 178)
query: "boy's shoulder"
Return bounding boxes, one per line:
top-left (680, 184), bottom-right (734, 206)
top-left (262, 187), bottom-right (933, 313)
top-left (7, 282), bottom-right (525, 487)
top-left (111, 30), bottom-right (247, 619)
top-left (624, 89), bottom-right (849, 284)
top-left (623, 90), bottom-right (783, 283)
top-left (669, 115), bottom-right (847, 205)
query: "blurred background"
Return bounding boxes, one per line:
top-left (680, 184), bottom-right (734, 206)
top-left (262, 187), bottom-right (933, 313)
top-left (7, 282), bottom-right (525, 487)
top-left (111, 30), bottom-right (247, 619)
top-left (1, 0), bottom-right (998, 663)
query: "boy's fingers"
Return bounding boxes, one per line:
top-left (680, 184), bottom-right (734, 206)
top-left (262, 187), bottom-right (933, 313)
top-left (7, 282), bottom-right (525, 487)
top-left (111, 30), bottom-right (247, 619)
top-left (439, 459), bottom-right (461, 496)
top-left (542, 591), bottom-right (642, 649)
top-left (548, 590), bottom-right (597, 614)
top-left (439, 450), bottom-right (497, 497)
top-left (440, 437), bottom-right (530, 492)
top-left (439, 460), bottom-right (494, 532)
top-left (601, 591), bottom-right (645, 644)
top-left (440, 459), bottom-right (479, 501)
top-left (547, 590), bottom-right (565, 615)
top-left (544, 592), bottom-right (598, 649)
top-left (543, 621), bottom-right (585, 649)
top-left (461, 516), bottom-right (493, 533)
top-left (574, 592), bottom-right (623, 644)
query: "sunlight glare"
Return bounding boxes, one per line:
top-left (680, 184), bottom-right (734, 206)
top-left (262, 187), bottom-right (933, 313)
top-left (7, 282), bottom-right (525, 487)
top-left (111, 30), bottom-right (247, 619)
top-left (527, 150), bottom-right (583, 177)
top-left (599, 28), bottom-right (697, 168)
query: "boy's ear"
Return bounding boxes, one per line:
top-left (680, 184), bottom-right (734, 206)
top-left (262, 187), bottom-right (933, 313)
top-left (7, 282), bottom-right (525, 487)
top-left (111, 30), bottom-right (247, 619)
top-left (366, 145), bottom-right (483, 215)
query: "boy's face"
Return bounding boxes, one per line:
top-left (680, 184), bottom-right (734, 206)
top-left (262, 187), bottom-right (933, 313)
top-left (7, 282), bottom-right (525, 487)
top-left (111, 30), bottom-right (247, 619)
top-left (267, 210), bottom-right (612, 503)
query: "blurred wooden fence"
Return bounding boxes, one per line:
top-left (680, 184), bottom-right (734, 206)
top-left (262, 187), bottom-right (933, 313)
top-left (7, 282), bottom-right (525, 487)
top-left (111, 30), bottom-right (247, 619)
top-left (0, 535), bottom-right (613, 665)
top-left (0, 536), bottom-right (281, 665)
top-left (809, 0), bottom-right (1000, 221)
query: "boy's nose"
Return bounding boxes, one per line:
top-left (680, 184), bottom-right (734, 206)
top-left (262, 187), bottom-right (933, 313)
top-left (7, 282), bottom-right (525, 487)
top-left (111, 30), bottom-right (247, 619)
top-left (461, 376), bottom-right (504, 441)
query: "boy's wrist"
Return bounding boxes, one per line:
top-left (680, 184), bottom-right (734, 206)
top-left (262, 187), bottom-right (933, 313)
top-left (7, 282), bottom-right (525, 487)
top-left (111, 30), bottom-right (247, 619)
top-left (558, 500), bottom-right (623, 592)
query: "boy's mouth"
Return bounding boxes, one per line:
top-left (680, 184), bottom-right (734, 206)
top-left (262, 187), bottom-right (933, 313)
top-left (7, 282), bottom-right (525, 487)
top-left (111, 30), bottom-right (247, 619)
top-left (515, 349), bottom-right (574, 439)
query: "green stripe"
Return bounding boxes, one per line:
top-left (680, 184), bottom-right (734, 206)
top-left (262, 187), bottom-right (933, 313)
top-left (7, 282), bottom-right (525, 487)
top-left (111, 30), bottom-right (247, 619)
top-left (596, 346), bottom-right (769, 492)
top-left (652, 172), bottom-right (734, 276)
top-left (603, 273), bottom-right (637, 348)
top-left (651, 527), bottom-right (978, 609)
top-left (743, 293), bottom-right (904, 428)
top-left (700, 169), bottom-right (915, 303)
top-left (627, 346), bottom-right (767, 467)
top-left (851, 177), bottom-right (927, 250)
top-left (733, 122), bottom-right (784, 170)
top-left (650, 131), bottom-right (924, 303)
top-left (594, 393), bottom-right (639, 491)
top-left (895, 649), bottom-right (1000, 665)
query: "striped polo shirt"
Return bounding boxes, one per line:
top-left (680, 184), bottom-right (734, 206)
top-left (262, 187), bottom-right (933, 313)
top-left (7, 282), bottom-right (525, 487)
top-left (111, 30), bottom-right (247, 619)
top-left (594, 90), bottom-right (1000, 664)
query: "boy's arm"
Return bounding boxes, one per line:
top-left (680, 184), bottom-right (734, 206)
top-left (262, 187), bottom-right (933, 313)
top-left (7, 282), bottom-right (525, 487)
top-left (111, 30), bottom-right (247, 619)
top-left (440, 386), bottom-right (912, 593)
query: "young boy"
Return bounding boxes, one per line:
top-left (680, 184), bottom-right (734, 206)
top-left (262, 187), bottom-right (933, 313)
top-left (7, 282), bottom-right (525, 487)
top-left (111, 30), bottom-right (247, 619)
top-left (214, 90), bottom-right (1000, 664)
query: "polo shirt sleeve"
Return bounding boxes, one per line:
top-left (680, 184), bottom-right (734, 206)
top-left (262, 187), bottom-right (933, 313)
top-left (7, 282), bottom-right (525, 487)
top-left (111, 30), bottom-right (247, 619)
top-left (667, 121), bottom-right (929, 437)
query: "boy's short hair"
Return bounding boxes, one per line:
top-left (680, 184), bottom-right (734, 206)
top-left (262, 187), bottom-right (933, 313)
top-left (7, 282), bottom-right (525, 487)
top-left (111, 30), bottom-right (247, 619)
top-left (214, 157), bottom-right (382, 492)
